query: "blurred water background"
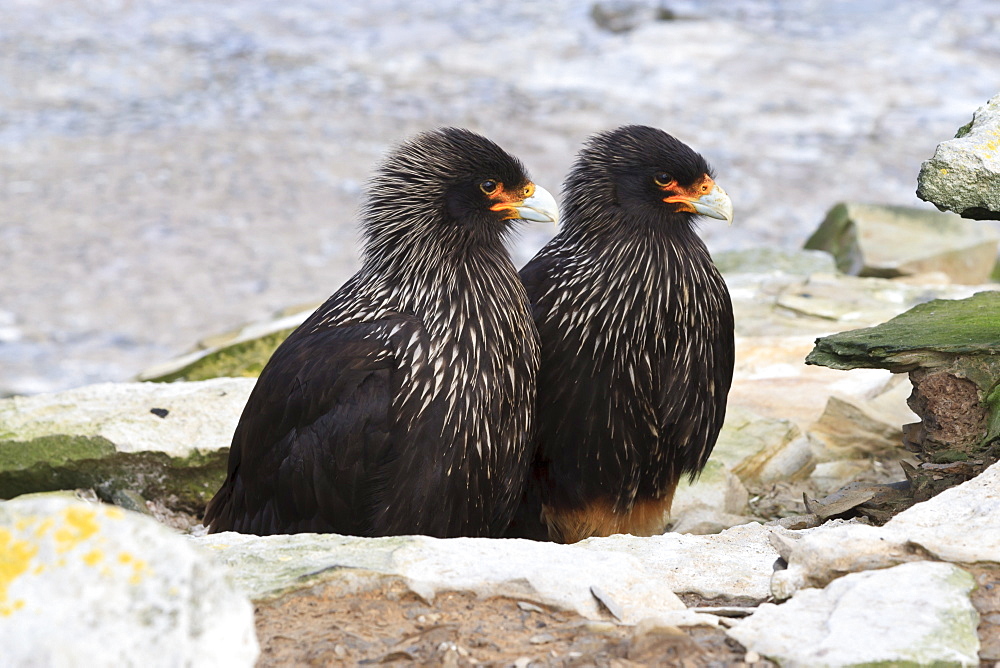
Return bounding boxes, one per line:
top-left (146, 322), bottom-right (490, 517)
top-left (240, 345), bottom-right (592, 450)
top-left (1, 0), bottom-right (998, 396)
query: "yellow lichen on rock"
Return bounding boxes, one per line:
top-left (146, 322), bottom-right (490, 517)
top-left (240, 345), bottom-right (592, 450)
top-left (118, 551), bottom-right (151, 585)
top-left (0, 504), bottom-right (141, 615)
top-left (53, 506), bottom-right (101, 553)
top-left (0, 527), bottom-right (37, 616)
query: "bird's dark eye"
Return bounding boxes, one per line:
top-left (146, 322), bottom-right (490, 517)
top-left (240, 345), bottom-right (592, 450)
top-left (480, 180), bottom-right (499, 195)
top-left (653, 172), bottom-right (674, 187)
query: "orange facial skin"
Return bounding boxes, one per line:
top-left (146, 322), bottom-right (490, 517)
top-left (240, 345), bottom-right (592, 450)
top-left (660, 174), bottom-right (717, 213)
top-left (489, 182), bottom-right (537, 219)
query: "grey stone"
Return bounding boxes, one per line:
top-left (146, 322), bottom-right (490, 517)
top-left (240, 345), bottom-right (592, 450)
top-left (670, 460), bottom-right (751, 534)
top-left (731, 561), bottom-right (980, 667)
top-left (0, 378), bottom-right (253, 507)
top-left (803, 202), bottom-right (998, 282)
top-left (729, 270), bottom-right (994, 340)
top-left (0, 496), bottom-right (258, 666)
top-left (918, 93), bottom-right (1000, 220)
top-left (590, 0), bottom-right (662, 33)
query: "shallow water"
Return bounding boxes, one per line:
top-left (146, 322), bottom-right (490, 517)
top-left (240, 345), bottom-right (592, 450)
top-left (1, 0), bottom-right (998, 395)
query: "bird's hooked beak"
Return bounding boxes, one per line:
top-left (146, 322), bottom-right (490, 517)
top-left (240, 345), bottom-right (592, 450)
top-left (662, 176), bottom-right (734, 225)
top-left (491, 184), bottom-right (560, 225)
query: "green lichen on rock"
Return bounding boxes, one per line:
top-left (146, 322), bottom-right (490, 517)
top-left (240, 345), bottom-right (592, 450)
top-left (0, 434), bottom-right (116, 470)
top-left (986, 384), bottom-right (1000, 451)
top-left (147, 328), bottom-right (294, 382)
top-left (806, 291), bottom-right (1000, 372)
top-left (0, 434), bottom-right (229, 510)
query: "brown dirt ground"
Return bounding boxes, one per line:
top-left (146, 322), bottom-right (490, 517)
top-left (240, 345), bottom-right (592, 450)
top-left (252, 568), bottom-right (1000, 667)
top-left (253, 578), bottom-right (772, 667)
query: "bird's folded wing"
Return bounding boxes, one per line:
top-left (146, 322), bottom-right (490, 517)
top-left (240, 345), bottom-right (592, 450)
top-left (205, 314), bottom-right (427, 535)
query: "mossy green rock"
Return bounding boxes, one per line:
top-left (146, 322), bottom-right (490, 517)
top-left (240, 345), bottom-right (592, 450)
top-left (0, 378), bottom-right (254, 509)
top-left (144, 328), bottom-right (295, 383)
top-left (808, 292), bottom-right (1000, 458)
top-left (139, 307), bottom-right (314, 382)
top-left (806, 291), bottom-right (1000, 373)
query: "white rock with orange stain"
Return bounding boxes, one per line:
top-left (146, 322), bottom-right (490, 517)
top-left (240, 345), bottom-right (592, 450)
top-left (0, 496), bottom-right (258, 667)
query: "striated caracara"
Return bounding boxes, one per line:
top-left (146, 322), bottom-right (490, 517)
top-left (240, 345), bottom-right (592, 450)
top-left (204, 128), bottom-right (558, 537)
top-left (506, 125), bottom-right (735, 543)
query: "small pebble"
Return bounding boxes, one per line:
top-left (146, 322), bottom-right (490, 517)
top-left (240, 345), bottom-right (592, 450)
top-left (529, 633), bottom-right (556, 645)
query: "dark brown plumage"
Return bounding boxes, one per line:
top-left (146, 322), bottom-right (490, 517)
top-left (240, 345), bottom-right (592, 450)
top-left (505, 125), bottom-right (735, 543)
top-left (204, 128), bottom-right (557, 537)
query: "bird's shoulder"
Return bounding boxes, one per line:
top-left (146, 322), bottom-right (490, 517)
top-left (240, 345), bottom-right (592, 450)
top-left (519, 238), bottom-right (579, 307)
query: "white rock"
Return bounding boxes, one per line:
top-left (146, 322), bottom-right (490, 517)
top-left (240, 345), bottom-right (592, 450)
top-left (0, 378), bottom-right (253, 457)
top-left (730, 562), bottom-right (980, 668)
top-left (196, 524), bottom-right (783, 623)
top-left (0, 378), bottom-right (254, 507)
top-left (769, 521), bottom-right (917, 601)
top-left (580, 523), bottom-right (781, 602)
top-left (196, 532), bottom-right (697, 625)
top-left (0, 497), bottom-right (258, 667)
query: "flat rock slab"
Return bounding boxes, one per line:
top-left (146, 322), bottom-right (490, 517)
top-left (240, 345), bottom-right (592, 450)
top-left (0, 378), bottom-right (253, 506)
top-left (803, 202), bottom-right (998, 281)
top-left (730, 561), bottom-right (980, 667)
top-left (806, 291), bottom-right (1000, 372)
top-left (0, 496), bottom-right (258, 666)
top-left (194, 523), bottom-right (783, 624)
top-left (918, 92), bottom-right (1000, 221)
top-left (579, 524), bottom-right (780, 602)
